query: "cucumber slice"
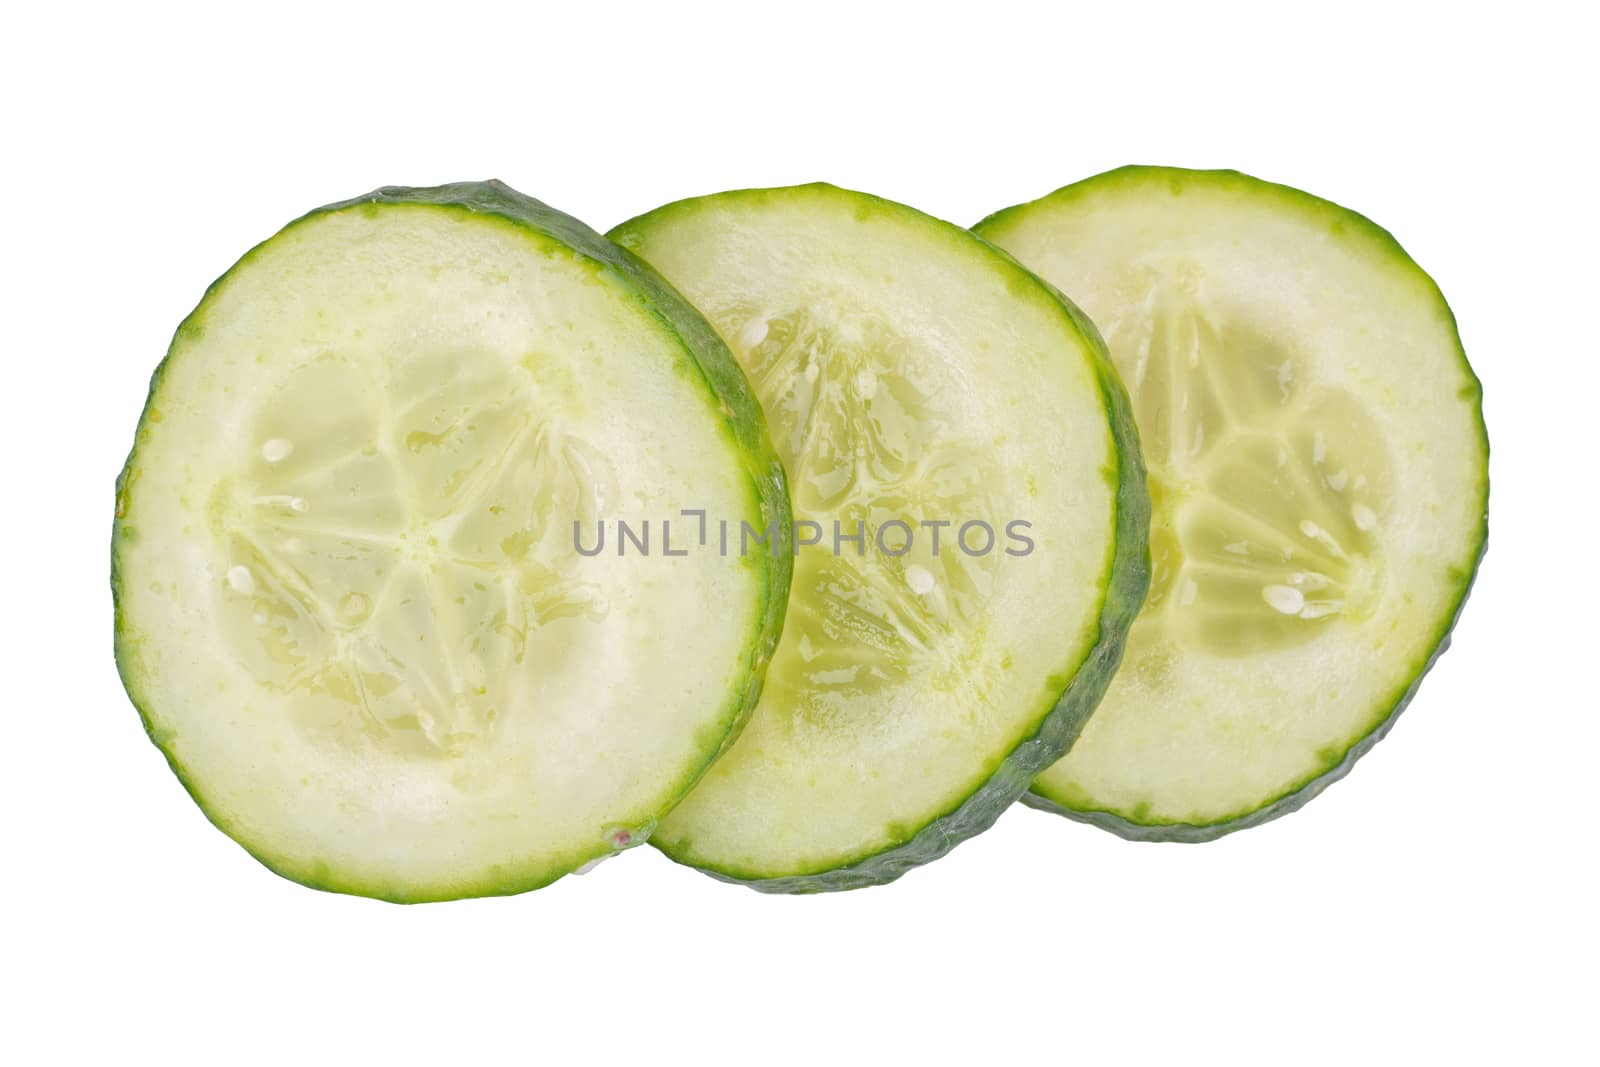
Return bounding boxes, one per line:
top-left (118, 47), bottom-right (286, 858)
top-left (610, 185), bottom-right (1149, 891)
top-left (112, 182), bottom-right (790, 901)
top-left (975, 167), bottom-right (1487, 839)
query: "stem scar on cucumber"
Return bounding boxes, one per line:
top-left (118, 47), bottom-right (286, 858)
top-left (112, 181), bottom-right (791, 901)
top-left (975, 166), bottom-right (1488, 841)
top-left (610, 185), bottom-right (1150, 891)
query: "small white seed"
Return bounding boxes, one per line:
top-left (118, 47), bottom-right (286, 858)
top-left (905, 564), bottom-right (935, 595)
top-left (226, 565), bottom-right (255, 595)
top-left (738, 317), bottom-right (769, 351)
top-left (1263, 584), bottom-right (1305, 615)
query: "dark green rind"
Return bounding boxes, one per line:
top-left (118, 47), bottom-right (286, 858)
top-left (977, 165), bottom-right (1489, 843)
top-left (112, 181), bottom-right (792, 902)
top-left (611, 185), bottom-right (1151, 892)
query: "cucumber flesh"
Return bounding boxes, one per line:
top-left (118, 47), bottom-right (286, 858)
top-left (611, 185), bottom-right (1148, 890)
top-left (976, 167), bottom-right (1487, 839)
top-left (113, 182), bottom-right (790, 900)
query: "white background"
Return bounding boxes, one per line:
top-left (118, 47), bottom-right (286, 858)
top-left (5, 3), bottom-right (1595, 1063)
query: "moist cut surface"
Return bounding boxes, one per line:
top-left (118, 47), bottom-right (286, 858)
top-left (113, 182), bottom-right (790, 900)
top-left (976, 167), bottom-right (1487, 838)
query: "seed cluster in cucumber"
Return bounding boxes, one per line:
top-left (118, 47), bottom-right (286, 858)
top-left (113, 170), bottom-right (1483, 901)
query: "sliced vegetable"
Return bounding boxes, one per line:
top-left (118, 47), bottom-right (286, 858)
top-left (113, 181), bottom-right (790, 900)
top-left (611, 184), bottom-right (1148, 890)
top-left (976, 166), bottom-right (1487, 839)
